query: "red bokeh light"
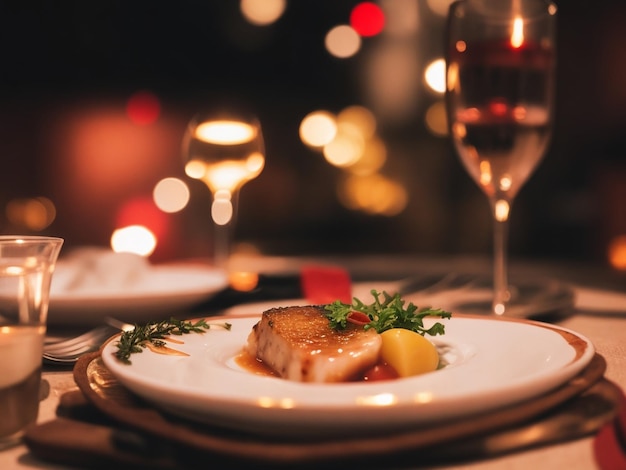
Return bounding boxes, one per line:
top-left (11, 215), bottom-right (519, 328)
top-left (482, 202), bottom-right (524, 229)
top-left (350, 2), bottom-right (385, 37)
top-left (115, 196), bottom-right (168, 239)
top-left (489, 99), bottom-right (508, 117)
top-left (126, 91), bottom-right (161, 125)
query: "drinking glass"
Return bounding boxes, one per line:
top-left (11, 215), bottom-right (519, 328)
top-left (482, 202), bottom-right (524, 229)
top-left (182, 108), bottom-right (265, 269)
top-left (445, 0), bottom-right (557, 315)
top-left (0, 235), bottom-right (63, 448)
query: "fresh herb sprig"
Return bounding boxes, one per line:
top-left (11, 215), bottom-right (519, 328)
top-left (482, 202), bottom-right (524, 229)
top-left (324, 290), bottom-right (451, 336)
top-left (114, 317), bottom-right (231, 364)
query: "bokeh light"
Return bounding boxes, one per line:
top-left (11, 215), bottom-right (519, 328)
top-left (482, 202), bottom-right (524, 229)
top-left (325, 25), bottom-right (361, 59)
top-left (345, 135), bottom-right (387, 176)
top-left (424, 58), bottom-right (446, 94)
top-left (240, 0), bottom-right (286, 26)
top-left (110, 225), bottom-right (157, 257)
top-left (116, 196), bottom-right (168, 239)
top-left (299, 111), bottom-right (337, 147)
top-left (424, 101), bottom-right (448, 137)
top-left (153, 177), bottom-right (190, 213)
top-left (126, 91), bottom-right (161, 125)
top-left (338, 174), bottom-right (407, 216)
top-left (184, 160), bottom-right (206, 179)
top-left (229, 270), bottom-right (259, 291)
top-left (608, 235), bottom-right (626, 270)
top-left (350, 2), bottom-right (385, 37)
top-left (301, 105), bottom-right (395, 213)
top-left (337, 105), bottom-right (377, 140)
top-left (362, 41), bottom-right (421, 123)
top-left (5, 197), bottom-right (56, 231)
top-left (379, 0), bottom-right (420, 37)
top-left (323, 123), bottom-right (365, 168)
top-left (50, 105), bottom-right (181, 205)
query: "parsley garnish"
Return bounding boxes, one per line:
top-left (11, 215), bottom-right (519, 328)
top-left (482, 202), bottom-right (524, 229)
top-left (114, 317), bottom-right (232, 364)
top-left (324, 290), bottom-right (451, 336)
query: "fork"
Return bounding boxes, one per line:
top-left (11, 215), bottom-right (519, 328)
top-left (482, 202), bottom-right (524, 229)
top-left (43, 318), bottom-right (130, 364)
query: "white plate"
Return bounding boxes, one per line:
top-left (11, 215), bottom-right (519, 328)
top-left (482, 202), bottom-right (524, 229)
top-left (101, 314), bottom-right (595, 437)
top-left (48, 264), bottom-right (228, 326)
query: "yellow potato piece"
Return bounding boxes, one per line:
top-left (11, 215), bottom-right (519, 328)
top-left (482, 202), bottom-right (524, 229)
top-left (380, 328), bottom-right (439, 377)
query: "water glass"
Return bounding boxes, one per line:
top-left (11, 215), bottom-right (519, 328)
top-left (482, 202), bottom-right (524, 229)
top-left (0, 236), bottom-right (63, 448)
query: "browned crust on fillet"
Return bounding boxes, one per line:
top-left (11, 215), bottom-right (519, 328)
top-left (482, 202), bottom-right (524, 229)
top-left (246, 305), bottom-right (382, 382)
top-left (259, 305), bottom-right (370, 351)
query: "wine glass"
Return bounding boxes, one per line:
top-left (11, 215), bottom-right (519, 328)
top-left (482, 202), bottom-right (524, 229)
top-left (182, 108), bottom-right (265, 270)
top-left (445, 0), bottom-right (557, 315)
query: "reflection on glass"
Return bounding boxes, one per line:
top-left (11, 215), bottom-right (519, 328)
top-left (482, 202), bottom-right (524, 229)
top-left (445, 0), bottom-right (557, 315)
top-left (183, 110), bottom-right (265, 269)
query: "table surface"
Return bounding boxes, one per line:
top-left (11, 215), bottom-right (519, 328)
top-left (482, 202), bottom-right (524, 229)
top-left (1, 255), bottom-right (625, 470)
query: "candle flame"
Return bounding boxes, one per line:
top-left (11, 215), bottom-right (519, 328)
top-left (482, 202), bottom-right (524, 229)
top-left (511, 16), bottom-right (524, 48)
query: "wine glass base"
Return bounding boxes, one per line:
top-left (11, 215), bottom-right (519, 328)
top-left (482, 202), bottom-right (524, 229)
top-left (450, 277), bottom-right (575, 319)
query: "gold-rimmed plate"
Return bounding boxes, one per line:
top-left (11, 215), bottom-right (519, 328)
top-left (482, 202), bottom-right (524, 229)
top-left (100, 314), bottom-right (595, 438)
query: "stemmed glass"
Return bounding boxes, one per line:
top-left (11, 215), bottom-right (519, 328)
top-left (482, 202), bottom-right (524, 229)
top-left (182, 108), bottom-right (265, 270)
top-left (445, 0), bottom-right (557, 315)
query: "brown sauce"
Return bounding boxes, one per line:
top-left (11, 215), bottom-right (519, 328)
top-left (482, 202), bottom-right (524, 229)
top-left (234, 350), bottom-right (278, 377)
top-left (235, 349), bottom-right (398, 382)
top-left (145, 340), bottom-right (188, 356)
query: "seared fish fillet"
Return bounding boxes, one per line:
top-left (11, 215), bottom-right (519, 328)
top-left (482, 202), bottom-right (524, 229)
top-left (246, 305), bottom-right (382, 383)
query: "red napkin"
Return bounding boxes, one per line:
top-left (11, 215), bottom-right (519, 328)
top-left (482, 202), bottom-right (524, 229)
top-left (594, 388), bottom-right (626, 470)
top-left (300, 265), bottom-right (352, 304)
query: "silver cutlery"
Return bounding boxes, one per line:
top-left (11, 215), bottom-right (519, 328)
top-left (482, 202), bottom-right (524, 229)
top-left (43, 317), bottom-right (131, 364)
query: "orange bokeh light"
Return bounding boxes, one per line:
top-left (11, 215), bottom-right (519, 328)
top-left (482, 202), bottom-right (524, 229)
top-left (608, 235), bottom-right (626, 271)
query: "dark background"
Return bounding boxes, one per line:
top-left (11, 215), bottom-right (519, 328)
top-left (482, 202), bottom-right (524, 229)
top-left (0, 0), bottom-right (625, 272)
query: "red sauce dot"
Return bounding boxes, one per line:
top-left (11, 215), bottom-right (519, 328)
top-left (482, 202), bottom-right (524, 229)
top-left (362, 363), bottom-right (399, 382)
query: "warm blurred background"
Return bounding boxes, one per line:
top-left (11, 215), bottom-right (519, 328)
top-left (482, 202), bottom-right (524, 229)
top-left (0, 0), bottom-right (625, 273)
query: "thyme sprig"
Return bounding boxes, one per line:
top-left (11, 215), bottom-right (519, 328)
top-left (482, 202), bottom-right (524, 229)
top-left (114, 317), bottom-right (232, 364)
top-left (324, 289), bottom-right (451, 336)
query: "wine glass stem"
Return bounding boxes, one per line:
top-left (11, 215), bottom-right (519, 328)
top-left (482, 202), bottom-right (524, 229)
top-left (492, 202), bottom-right (510, 315)
top-left (211, 189), bottom-right (239, 271)
top-left (213, 224), bottom-right (230, 270)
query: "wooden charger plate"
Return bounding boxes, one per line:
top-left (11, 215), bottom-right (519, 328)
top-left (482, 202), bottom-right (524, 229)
top-left (23, 350), bottom-right (617, 468)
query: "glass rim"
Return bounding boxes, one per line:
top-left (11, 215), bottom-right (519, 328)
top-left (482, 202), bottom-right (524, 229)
top-left (0, 235), bottom-right (64, 245)
top-left (452, 0), bottom-right (557, 23)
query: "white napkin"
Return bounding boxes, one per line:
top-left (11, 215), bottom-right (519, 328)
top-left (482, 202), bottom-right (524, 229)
top-left (51, 247), bottom-right (150, 294)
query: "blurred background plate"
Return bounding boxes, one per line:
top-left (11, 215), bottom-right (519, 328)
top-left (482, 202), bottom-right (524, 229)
top-left (48, 263), bottom-right (228, 326)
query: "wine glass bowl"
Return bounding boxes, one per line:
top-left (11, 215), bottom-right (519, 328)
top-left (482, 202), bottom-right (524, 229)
top-left (182, 109), bottom-right (265, 267)
top-left (445, 0), bottom-right (557, 315)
